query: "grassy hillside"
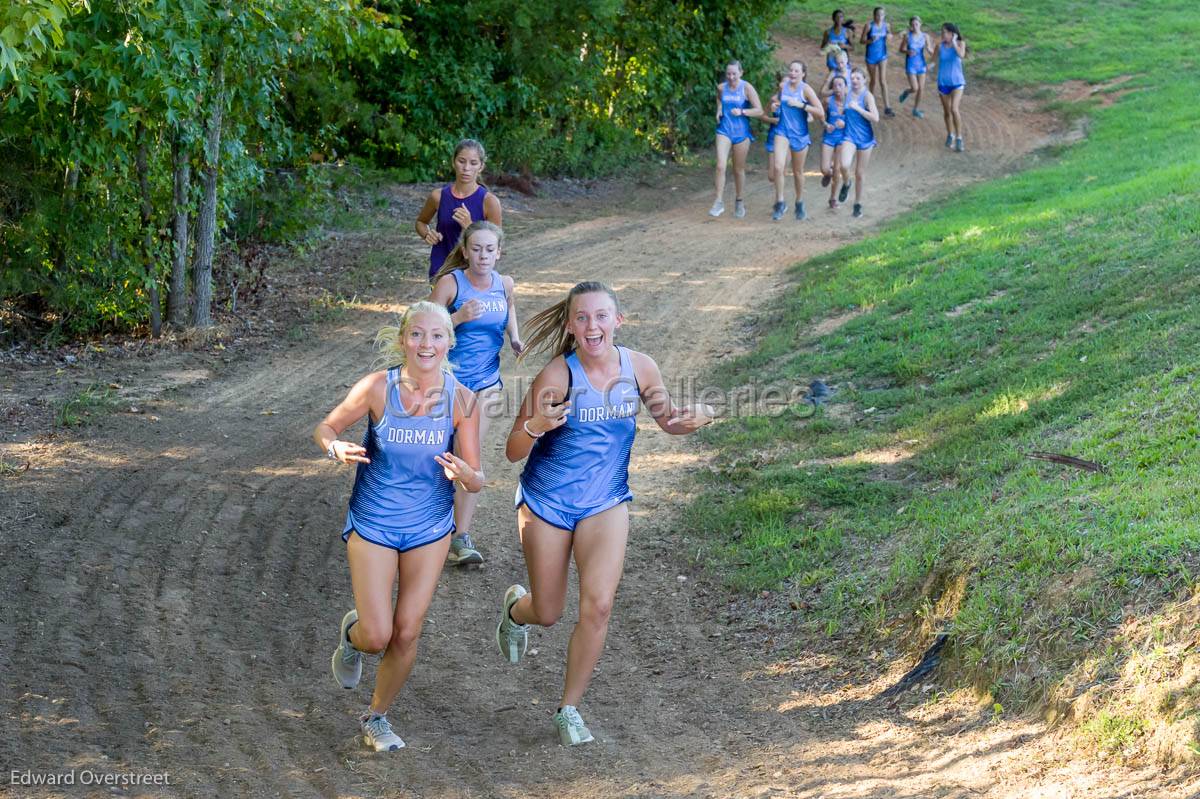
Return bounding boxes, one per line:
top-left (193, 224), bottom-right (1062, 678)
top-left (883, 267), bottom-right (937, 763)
top-left (691, 0), bottom-right (1200, 762)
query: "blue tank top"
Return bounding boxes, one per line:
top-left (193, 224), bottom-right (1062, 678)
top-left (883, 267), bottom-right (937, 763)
top-left (845, 89), bottom-right (876, 147)
top-left (448, 269), bottom-right (508, 392)
top-left (826, 26), bottom-right (850, 68)
top-left (866, 22), bottom-right (889, 63)
top-left (938, 41), bottom-right (965, 88)
top-left (906, 32), bottom-right (927, 71)
top-left (520, 347), bottom-right (640, 511)
top-left (778, 81), bottom-right (810, 142)
top-left (824, 95), bottom-right (848, 144)
top-left (715, 81), bottom-right (753, 141)
top-left (345, 369), bottom-right (458, 541)
top-left (429, 184), bottom-right (488, 279)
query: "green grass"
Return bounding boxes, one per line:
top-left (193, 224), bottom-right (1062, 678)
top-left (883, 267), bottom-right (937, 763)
top-left (55, 384), bottom-right (121, 427)
top-left (692, 0), bottom-right (1200, 709)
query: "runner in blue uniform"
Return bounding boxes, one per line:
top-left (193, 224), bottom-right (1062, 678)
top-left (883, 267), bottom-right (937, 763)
top-left (710, 60), bottom-right (764, 219)
top-left (937, 23), bottom-right (968, 152)
top-left (495, 282), bottom-right (713, 746)
top-left (819, 48), bottom-right (854, 100)
top-left (820, 75), bottom-right (855, 211)
top-left (762, 70), bottom-right (784, 188)
top-left (317, 302), bottom-right (484, 753)
top-left (898, 16), bottom-right (934, 118)
top-left (846, 68), bottom-right (880, 218)
top-left (859, 6), bottom-right (896, 118)
top-left (428, 221), bottom-right (523, 567)
top-left (770, 60), bottom-right (825, 221)
top-left (414, 140), bottom-right (503, 280)
top-left (819, 10), bottom-right (855, 71)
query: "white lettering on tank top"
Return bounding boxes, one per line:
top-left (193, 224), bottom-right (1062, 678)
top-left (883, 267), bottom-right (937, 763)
top-left (576, 402), bottom-right (637, 423)
top-left (386, 427), bottom-right (447, 446)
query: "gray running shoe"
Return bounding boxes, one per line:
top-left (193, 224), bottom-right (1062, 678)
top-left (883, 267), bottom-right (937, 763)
top-left (955, 136), bottom-right (965, 152)
top-left (332, 609), bottom-right (362, 689)
top-left (945, 133), bottom-right (954, 148)
top-left (361, 713), bottom-right (405, 752)
top-left (446, 534), bottom-right (483, 566)
top-left (771, 201), bottom-right (785, 221)
top-left (555, 705), bottom-right (595, 746)
top-left (734, 199), bottom-right (746, 218)
top-left (496, 584), bottom-right (530, 664)
top-left (838, 180), bottom-right (852, 204)
top-left (820, 172), bottom-right (831, 187)
top-left (794, 201), bottom-right (806, 221)
top-left (884, 106), bottom-right (896, 118)
top-left (708, 199), bottom-right (725, 217)
top-left (913, 109), bottom-right (925, 119)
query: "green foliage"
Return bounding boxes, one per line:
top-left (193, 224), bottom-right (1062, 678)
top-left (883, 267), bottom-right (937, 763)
top-left (287, 0), bottom-right (788, 178)
top-left (1, 0), bottom-right (402, 335)
top-left (55, 383), bottom-right (120, 427)
top-left (693, 0), bottom-right (1200, 705)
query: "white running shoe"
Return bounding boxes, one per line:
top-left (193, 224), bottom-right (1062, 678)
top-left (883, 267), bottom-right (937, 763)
top-left (708, 199), bottom-right (725, 217)
top-left (555, 705), bottom-right (595, 746)
top-left (496, 584), bottom-right (529, 664)
top-left (734, 198), bottom-right (746, 218)
top-left (361, 713), bottom-right (405, 752)
top-left (331, 609), bottom-right (362, 689)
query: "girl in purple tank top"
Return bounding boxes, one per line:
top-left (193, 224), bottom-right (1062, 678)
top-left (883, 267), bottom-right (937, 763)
top-left (415, 139), bottom-right (503, 280)
top-left (315, 302), bottom-right (484, 753)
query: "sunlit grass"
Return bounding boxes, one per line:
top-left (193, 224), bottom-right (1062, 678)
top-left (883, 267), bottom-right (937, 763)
top-left (692, 0), bottom-right (1200, 708)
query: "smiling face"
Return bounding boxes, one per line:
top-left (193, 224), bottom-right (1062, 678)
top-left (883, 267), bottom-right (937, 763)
top-left (787, 61), bottom-right (805, 84)
top-left (567, 291), bottom-right (622, 359)
top-left (464, 229), bottom-right (500, 277)
top-left (404, 311), bottom-right (452, 374)
top-left (850, 70), bottom-right (866, 93)
top-left (452, 147), bottom-right (483, 183)
top-left (725, 62), bottom-right (742, 85)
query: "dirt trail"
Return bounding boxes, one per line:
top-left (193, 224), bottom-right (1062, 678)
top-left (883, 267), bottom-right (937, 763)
top-left (3, 59), bottom-right (1193, 799)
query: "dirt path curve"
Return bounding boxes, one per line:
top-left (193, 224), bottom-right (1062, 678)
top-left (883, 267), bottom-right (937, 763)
top-left (4, 59), bottom-right (1189, 798)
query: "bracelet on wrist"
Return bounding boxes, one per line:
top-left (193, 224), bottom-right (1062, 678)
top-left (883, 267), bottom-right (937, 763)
top-left (523, 420), bottom-right (544, 440)
top-left (326, 441), bottom-right (338, 460)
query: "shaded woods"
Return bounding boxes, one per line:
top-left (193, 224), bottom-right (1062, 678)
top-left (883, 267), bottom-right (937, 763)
top-left (0, 0), bottom-right (784, 336)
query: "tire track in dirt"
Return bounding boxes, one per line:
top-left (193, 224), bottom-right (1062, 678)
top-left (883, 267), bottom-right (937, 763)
top-left (8, 54), bottom-right (1182, 799)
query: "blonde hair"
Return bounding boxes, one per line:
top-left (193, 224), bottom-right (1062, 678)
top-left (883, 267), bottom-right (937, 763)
top-left (374, 301), bottom-right (456, 371)
top-left (430, 220), bottom-right (505, 285)
top-left (521, 281), bottom-right (620, 360)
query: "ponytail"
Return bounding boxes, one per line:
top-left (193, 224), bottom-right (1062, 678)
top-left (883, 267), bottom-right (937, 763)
top-left (430, 220), bottom-right (505, 286)
top-left (521, 281), bottom-right (621, 361)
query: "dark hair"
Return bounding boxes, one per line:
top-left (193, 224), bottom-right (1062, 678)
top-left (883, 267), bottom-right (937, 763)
top-left (942, 22), bottom-right (961, 37)
top-left (832, 9), bottom-right (843, 21)
top-left (430, 220), bottom-right (505, 285)
top-left (832, 75), bottom-right (848, 90)
top-left (909, 15), bottom-right (920, 25)
top-left (453, 138), bottom-right (486, 163)
top-left (788, 59), bottom-right (807, 78)
top-left (873, 6), bottom-right (884, 19)
top-left (522, 282), bottom-right (622, 359)
top-left (726, 59), bottom-right (743, 72)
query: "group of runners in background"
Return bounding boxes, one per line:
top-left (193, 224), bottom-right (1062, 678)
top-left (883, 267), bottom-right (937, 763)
top-left (314, 139), bottom-right (713, 753)
top-left (711, 6), bottom-right (968, 220)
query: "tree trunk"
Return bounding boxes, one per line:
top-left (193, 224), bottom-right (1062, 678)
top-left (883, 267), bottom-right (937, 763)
top-left (191, 50), bottom-right (226, 328)
top-left (167, 129), bottom-right (191, 327)
top-left (135, 123), bottom-right (163, 338)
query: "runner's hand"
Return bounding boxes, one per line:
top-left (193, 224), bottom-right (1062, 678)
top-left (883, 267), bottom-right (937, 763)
top-left (667, 403), bottom-right (715, 432)
top-left (452, 205), bottom-right (473, 230)
top-left (510, 338), bottom-right (526, 357)
top-left (528, 396), bottom-right (570, 435)
top-left (331, 441), bottom-right (370, 464)
top-left (453, 298), bottom-right (484, 324)
top-left (434, 451), bottom-right (474, 484)
top-left (423, 229), bottom-right (443, 246)
top-left (836, 119), bottom-right (846, 129)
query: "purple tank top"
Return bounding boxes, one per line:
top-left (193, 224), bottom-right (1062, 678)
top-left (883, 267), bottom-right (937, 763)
top-left (429, 184), bottom-right (488, 278)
